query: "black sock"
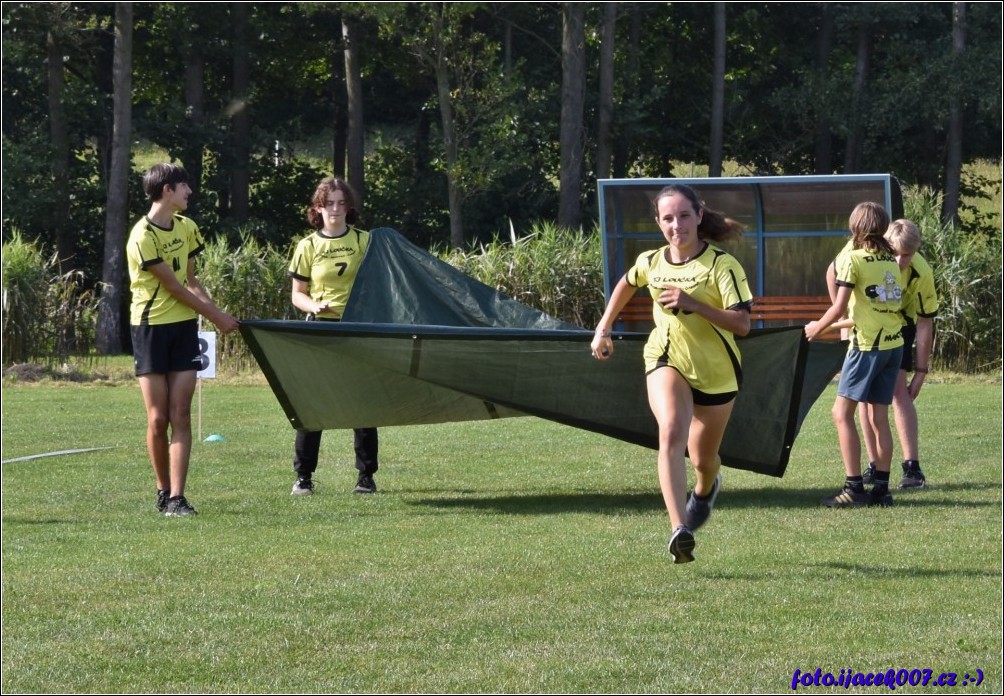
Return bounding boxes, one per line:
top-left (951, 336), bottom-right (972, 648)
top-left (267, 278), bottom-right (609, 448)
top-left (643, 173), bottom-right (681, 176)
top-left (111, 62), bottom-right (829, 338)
top-left (903, 459), bottom-right (920, 469)
top-left (846, 476), bottom-right (864, 491)
top-left (872, 469), bottom-right (890, 492)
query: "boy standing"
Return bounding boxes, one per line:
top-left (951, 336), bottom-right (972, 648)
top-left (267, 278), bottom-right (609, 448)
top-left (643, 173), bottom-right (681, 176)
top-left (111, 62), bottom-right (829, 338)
top-left (861, 220), bottom-right (940, 488)
top-left (127, 163), bottom-right (239, 516)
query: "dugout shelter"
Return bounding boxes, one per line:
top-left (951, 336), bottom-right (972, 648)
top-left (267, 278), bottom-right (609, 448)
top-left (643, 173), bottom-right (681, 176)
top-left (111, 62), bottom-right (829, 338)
top-left (597, 174), bottom-right (905, 331)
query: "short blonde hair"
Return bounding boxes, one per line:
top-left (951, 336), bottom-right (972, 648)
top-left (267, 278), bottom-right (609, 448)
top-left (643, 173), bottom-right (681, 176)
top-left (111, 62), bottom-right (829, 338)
top-left (885, 219), bottom-right (921, 254)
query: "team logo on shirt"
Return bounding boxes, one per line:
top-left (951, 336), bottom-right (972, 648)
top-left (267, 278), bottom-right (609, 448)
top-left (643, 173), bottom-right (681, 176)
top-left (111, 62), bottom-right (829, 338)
top-left (864, 271), bottom-right (902, 303)
top-left (317, 247), bottom-right (358, 260)
top-left (161, 236), bottom-right (185, 254)
top-left (650, 274), bottom-right (701, 291)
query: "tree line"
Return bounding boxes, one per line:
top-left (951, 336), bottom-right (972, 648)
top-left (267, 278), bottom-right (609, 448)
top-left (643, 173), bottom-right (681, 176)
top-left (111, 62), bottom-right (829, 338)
top-left (2, 2), bottom-right (1001, 355)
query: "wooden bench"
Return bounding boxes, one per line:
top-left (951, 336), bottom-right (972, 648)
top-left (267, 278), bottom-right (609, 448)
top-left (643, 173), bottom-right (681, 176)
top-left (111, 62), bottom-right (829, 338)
top-left (617, 294), bottom-right (842, 337)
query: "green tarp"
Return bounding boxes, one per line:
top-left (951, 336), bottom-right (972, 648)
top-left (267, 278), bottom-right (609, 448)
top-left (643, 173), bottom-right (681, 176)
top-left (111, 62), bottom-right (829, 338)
top-left (241, 228), bottom-right (846, 477)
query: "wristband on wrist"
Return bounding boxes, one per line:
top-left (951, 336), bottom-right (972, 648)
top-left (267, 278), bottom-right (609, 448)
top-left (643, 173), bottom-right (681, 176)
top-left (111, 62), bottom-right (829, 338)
top-left (595, 329), bottom-right (611, 338)
top-left (915, 367), bottom-right (929, 373)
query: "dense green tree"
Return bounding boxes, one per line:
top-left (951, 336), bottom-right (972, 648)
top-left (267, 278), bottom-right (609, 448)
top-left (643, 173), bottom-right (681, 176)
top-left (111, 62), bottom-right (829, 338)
top-left (3, 0), bottom-right (1000, 293)
top-left (2, 2), bottom-right (114, 279)
top-left (558, 2), bottom-right (586, 230)
top-left (363, 2), bottom-right (537, 247)
top-left (96, 1), bottom-right (131, 354)
top-left (595, 2), bottom-right (617, 181)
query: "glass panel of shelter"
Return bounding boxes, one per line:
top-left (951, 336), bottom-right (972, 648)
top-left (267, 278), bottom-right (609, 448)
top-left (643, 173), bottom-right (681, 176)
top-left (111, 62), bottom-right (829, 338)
top-left (597, 175), bottom-right (901, 332)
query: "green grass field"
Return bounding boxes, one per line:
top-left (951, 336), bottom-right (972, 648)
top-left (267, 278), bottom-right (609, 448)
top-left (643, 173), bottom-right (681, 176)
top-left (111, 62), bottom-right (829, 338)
top-left (2, 376), bottom-right (1000, 693)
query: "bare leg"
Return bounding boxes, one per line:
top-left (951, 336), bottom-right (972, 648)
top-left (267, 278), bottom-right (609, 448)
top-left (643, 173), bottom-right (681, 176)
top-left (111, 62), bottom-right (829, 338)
top-left (139, 374), bottom-right (171, 491)
top-left (832, 395), bottom-right (862, 477)
top-left (890, 370), bottom-right (918, 461)
top-left (688, 400), bottom-right (734, 496)
top-left (166, 370), bottom-right (198, 497)
top-left (863, 401), bottom-right (894, 474)
top-left (859, 403), bottom-right (880, 466)
top-left (647, 368), bottom-right (694, 530)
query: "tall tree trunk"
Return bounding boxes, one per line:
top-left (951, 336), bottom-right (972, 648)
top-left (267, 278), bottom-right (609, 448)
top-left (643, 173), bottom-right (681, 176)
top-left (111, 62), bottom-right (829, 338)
top-left (404, 109), bottom-right (431, 234)
top-left (812, 3), bottom-right (835, 174)
top-left (558, 2), bottom-right (586, 230)
top-left (843, 15), bottom-right (872, 173)
top-left (424, 4), bottom-right (464, 248)
top-left (47, 28), bottom-right (74, 272)
top-left (942, 1), bottom-right (966, 227)
top-left (343, 16), bottom-right (365, 205)
top-left (229, 1), bottom-right (251, 221)
top-left (708, 2), bottom-right (726, 177)
top-left (613, 3), bottom-right (640, 178)
top-left (97, 2), bottom-right (132, 355)
top-left (330, 42), bottom-right (346, 178)
top-left (182, 35), bottom-right (205, 219)
top-left (435, 45), bottom-right (463, 248)
top-left (595, 2), bottom-right (617, 181)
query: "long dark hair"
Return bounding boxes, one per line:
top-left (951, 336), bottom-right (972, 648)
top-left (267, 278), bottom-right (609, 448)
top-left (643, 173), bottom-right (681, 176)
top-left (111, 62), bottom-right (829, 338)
top-left (306, 176), bottom-right (359, 229)
top-left (849, 202), bottom-right (894, 254)
top-left (652, 184), bottom-right (744, 242)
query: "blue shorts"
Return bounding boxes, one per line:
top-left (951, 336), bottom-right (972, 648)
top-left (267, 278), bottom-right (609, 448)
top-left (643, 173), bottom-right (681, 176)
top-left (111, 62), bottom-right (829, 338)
top-left (131, 319), bottom-right (201, 376)
top-left (837, 346), bottom-right (904, 405)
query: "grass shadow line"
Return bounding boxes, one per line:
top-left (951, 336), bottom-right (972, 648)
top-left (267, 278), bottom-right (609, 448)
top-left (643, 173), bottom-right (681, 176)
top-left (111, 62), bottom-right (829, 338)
top-left (701, 562), bottom-right (1001, 582)
top-left (405, 482), bottom-right (1000, 516)
top-left (407, 491), bottom-right (663, 515)
top-left (721, 484), bottom-right (1000, 510)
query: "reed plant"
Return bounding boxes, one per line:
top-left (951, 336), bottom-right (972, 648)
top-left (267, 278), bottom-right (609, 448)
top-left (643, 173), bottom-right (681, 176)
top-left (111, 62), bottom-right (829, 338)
top-left (438, 220), bottom-right (606, 328)
top-left (1, 231), bottom-right (99, 366)
top-left (197, 234), bottom-right (298, 373)
top-left (903, 185), bottom-right (1003, 373)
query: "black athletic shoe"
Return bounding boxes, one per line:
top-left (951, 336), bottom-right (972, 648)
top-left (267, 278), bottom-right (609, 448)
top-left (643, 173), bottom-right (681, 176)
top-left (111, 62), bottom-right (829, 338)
top-left (899, 462), bottom-right (926, 489)
top-left (163, 495), bottom-right (198, 517)
top-left (291, 477), bottom-right (314, 496)
top-left (862, 462), bottom-right (876, 485)
top-left (685, 473), bottom-right (722, 532)
top-left (354, 474), bottom-right (377, 494)
top-left (156, 489), bottom-right (170, 513)
top-left (820, 484), bottom-right (869, 508)
top-left (668, 526), bottom-right (696, 564)
top-left (869, 487), bottom-right (894, 507)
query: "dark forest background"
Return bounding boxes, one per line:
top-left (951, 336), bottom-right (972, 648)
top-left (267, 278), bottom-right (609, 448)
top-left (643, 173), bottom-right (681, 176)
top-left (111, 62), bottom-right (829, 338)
top-left (2, 2), bottom-right (1000, 356)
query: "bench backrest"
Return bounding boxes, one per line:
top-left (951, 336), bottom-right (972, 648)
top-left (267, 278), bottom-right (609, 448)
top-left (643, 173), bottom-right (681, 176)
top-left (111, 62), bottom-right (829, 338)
top-left (616, 294), bottom-right (842, 338)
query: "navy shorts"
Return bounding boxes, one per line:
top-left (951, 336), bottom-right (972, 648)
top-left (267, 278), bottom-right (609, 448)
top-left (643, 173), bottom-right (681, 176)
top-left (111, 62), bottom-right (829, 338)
top-left (131, 319), bottom-right (201, 376)
top-left (837, 346), bottom-right (903, 405)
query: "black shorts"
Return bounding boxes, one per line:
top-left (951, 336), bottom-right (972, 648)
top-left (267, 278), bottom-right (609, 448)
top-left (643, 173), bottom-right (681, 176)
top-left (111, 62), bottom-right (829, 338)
top-left (899, 324), bottom-right (917, 372)
top-left (649, 363), bottom-right (739, 406)
top-left (131, 319), bottom-right (201, 376)
top-left (691, 386), bottom-right (738, 406)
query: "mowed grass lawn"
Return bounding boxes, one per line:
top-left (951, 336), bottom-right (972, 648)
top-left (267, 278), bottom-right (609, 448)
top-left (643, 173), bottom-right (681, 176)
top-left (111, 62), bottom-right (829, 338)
top-left (2, 375), bottom-right (1000, 693)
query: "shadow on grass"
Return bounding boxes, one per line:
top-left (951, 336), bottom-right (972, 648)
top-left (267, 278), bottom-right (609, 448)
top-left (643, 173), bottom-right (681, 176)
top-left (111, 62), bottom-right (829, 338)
top-left (407, 481), bottom-right (999, 516)
top-left (721, 482), bottom-right (1000, 510)
top-left (0, 517), bottom-right (77, 525)
top-left (813, 561), bottom-right (1001, 578)
top-left (408, 491), bottom-right (663, 515)
top-left (701, 562), bottom-right (1001, 581)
